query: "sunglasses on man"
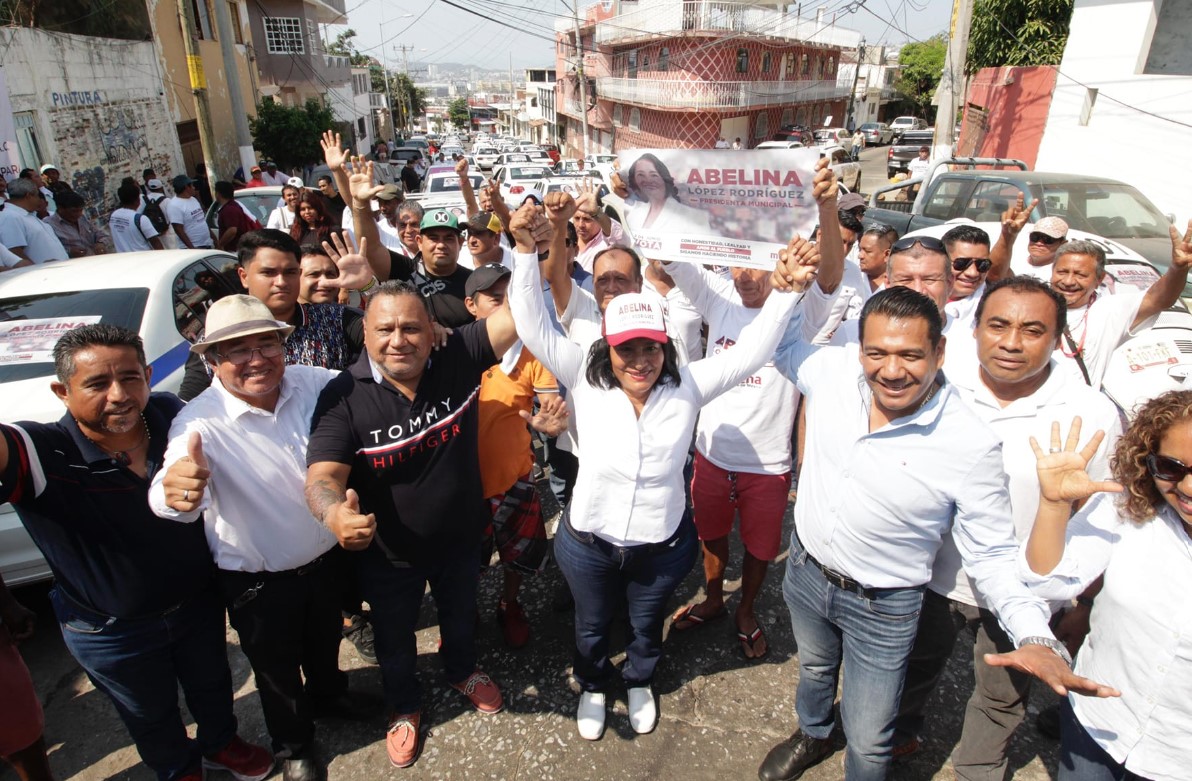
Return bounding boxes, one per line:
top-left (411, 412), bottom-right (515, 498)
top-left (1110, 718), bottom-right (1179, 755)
top-left (891, 235), bottom-right (946, 254)
top-left (952, 257), bottom-right (992, 273)
top-left (1029, 232), bottom-right (1065, 245)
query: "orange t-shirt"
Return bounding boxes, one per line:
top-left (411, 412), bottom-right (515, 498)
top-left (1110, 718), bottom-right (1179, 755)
top-left (477, 347), bottom-right (558, 498)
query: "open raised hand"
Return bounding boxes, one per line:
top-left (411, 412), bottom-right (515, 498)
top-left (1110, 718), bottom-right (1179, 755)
top-left (320, 233), bottom-right (372, 290)
top-left (320, 130), bottom-right (349, 171)
top-left (1029, 418), bottom-right (1122, 505)
top-left (345, 156), bottom-right (384, 204)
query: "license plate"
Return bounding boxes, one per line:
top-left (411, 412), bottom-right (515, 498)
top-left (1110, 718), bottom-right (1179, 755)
top-left (1126, 342), bottom-right (1178, 372)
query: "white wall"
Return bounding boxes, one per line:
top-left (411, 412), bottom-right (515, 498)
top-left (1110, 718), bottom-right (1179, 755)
top-left (1035, 0), bottom-right (1192, 225)
top-left (0, 27), bottom-right (184, 222)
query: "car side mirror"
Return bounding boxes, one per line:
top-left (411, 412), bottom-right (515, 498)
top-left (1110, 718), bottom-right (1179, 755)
top-left (1167, 213), bottom-right (1177, 224)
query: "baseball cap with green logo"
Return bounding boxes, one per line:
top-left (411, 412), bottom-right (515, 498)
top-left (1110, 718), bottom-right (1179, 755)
top-left (419, 208), bottom-right (463, 233)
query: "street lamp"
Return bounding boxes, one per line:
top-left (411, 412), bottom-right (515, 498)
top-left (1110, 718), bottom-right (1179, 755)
top-left (557, 0), bottom-right (589, 159)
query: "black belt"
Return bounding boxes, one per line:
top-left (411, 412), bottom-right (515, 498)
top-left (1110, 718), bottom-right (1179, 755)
top-left (219, 549), bottom-right (335, 581)
top-left (804, 549), bottom-right (881, 600)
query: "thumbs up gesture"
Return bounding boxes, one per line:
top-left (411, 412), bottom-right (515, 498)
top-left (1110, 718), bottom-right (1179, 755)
top-left (164, 430), bottom-right (211, 512)
top-left (330, 488), bottom-right (377, 551)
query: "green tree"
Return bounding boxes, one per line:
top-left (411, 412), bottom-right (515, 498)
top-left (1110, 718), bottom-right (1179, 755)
top-left (967, 0), bottom-right (1073, 72)
top-left (249, 99), bottom-right (336, 171)
top-left (448, 98), bottom-right (471, 130)
top-left (324, 28), bottom-right (372, 67)
top-left (896, 35), bottom-right (947, 117)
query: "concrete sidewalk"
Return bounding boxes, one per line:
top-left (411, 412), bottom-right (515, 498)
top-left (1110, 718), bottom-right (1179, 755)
top-left (4, 505), bottom-right (1062, 781)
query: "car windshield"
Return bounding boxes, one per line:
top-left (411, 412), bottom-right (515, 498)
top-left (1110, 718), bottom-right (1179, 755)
top-left (0, 288), bottom-right (150, 382)
top-left (509, 167), bottom-right (549, 179)
top-left (1040, 183), bottom-right (1171, 239)
top-left (428, 175), bottom-right (484, 192)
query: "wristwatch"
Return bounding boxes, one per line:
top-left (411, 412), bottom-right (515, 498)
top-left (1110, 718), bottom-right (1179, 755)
top-left (1018, 636), bottom-right (1073, 667)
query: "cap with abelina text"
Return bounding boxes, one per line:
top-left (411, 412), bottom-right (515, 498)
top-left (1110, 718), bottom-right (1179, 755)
top-left (602, 293), bottom-right (669, 347)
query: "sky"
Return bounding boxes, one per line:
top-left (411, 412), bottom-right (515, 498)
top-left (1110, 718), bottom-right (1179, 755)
top-left (342, 0), bottom-right (955, 74)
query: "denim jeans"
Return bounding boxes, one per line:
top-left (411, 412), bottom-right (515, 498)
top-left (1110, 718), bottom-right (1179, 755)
top-left (1058, 699), bottom-right (1144, 781)
top-left (783, 532), bottom-right (924, 781)
top-left (354, 541), bottom-right (483, 715)
top-left (554, 511), bottom-right (698, 691)
top-left (51, 586), bottom-right (237, 781)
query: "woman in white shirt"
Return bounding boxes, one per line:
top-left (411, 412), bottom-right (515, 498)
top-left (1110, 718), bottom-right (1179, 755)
top-left (1019, 391), bottom-right (1192, 781)
top-left (506, 203), bottom-right (814, 741)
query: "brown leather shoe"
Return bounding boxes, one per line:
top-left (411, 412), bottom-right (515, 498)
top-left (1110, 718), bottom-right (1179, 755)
top-left (386, 712), bottom-right (421, 768)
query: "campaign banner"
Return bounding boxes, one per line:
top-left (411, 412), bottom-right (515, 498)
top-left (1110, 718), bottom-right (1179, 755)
top-left (0, 68), bottom-right (22, 181)
top-left (0, 317), bottom-right (103, 365)
top-left (615, 148), bottom-right (820, 269)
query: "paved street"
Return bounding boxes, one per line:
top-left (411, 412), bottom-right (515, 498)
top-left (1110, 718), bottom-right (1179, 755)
top-left (2, 501), bottom-right (1063, 781)
top-left (856, 144), bottom-right (898, 199)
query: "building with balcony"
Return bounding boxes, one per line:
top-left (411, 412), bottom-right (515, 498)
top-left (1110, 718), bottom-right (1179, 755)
top-left (348, 67), bottom-right (389, 154)
top-left (836, 44), bottom-right (901, 130)
top-left (554, 0), bottom-right (859, 155)
top-left (246, 0), bottom-right (351, 110)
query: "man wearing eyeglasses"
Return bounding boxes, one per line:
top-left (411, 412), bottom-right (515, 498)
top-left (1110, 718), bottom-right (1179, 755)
top-left (892, 276), bottom-right (1123, 777)
top-left (151, 295), bottom-right (379, 781)
top-left (943, 224), bottom-right (994, 326)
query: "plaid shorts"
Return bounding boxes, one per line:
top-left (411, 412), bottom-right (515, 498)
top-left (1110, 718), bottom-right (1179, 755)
top-left (483, 471), bottom-right (549, 575)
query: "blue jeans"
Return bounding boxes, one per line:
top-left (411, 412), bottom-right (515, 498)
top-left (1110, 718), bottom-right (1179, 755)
top-left (51, 586), bottom-right (237, 781)
top-left (354, 542), bottom-right (483, 714)
top-left (554, 511), bottom-right (698, 691)
top-left (782, 532), bottom-right (924, 781)
top-left (1058, 698), bottom-right (1144, 781)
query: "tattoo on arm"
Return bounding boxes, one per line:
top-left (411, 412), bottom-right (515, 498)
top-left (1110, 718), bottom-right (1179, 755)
top-left (306, 478), bottom-right (345, 524)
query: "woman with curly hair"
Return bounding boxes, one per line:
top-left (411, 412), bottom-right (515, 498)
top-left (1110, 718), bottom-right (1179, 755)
top-left (1020, 392), bottom-right (1192, 781)
top-left (289, 190), bottom-right (339, 247)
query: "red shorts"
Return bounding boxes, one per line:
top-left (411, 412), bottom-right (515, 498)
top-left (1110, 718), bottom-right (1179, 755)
top-left (690, 451), bottom-right (791, 561)
top-left (0, 627), bottom-right (44, 757)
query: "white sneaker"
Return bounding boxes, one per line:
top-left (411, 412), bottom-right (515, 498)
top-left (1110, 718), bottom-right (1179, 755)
top-left (627, 685), bottom-right (657, 734)
top-left (576, 691), bottom-right (606, 740)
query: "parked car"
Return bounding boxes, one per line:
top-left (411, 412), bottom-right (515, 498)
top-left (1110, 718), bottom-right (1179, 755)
top-left (421, 170), bottom-right (484, 194)
top-left (473, 146), bottom-right (500, 170)
top-left (865, 158), bottom-right (1185, 295)
top-left (901, 220), bottom-right (1192, 416)
top-left (888, 116), bottom-right (928, 140)
top-left (492, 162), bottom-right (554, 201)
top-left (772, 126), bottom-right (816, 146)
top-left (534, 175), bottom-right (594, 196)
top-left (886, 129), bottom-right (937, 178)
top-left (204, 185), bottom-right (283, 231)
top-left (585, 154), bottom-right (618, 167)
top-left (495, 151), bottom-right (538, 168)
top-left (541, 143), bottom-right (561, 163)
top-left (814, 127), bottom-right (852, 147)
top-left (819, 145), bottom-right (863, 192)
top-left (0, 250), bottom-right (244, 586)
top-left (859, 122), bottom-right (894, 145)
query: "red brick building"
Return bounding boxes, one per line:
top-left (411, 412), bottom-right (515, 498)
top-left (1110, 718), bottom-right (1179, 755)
top-left (555, 0), bottom-right (859, 156)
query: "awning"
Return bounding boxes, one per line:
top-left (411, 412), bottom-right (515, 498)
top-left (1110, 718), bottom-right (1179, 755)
top-left (530, 118), bottom-right (547, 127)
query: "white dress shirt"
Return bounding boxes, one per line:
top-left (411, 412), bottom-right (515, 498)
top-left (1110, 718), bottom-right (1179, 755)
top-left (0, 205), bottom-right (67, 262)
top-left (930, 361), bottom-right (1122, 607)
top-left (1020, 494), bottom-right (1192, 781)
top-left (772, 336), bottom-right (1053, 643)
top-left (512, 250), bottom-right (799, 545)
top-left (149, 365), bottom-right (339, 572)
top-left (665, 260), bottom-right (800, 474)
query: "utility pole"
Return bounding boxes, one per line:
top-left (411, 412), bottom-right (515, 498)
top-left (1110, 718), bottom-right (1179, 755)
top-left (933, 0), bottom-right (974, 160)
top-left (211, 0), bottom-right (256, 178)
top-left (177, 0), bottom-right (220, 184)
top-left (398, 45), bottom-right (416, 134)
top-left (572, 11), bottom-right (589, 159)
top-left (846, 37), bottom-right (866, 132)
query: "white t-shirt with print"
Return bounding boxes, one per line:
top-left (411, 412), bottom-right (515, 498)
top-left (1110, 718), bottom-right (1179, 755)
top-left (165, 195), bottom-right (212, 247)
top-left (109, 208), bottom-right (160, 253)
top-left (1053, 287), bottom-right (1152, 388)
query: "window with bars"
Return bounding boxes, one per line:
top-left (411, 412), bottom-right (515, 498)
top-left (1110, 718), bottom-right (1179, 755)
top-left (191, 0), bottom-right (214, 40)
top-left (780, 108), bottom-right (793, 127)
top-left (613, 104), bottom-right (623, 127)
top-left (264, 17), bottom-right (304, 54)
top-left (227, 1), bottom-right (243, 43)
top-left (736, 48), bottom-right (749, 73)
top-left (761, 51), bottom-right (772, 73)
top-left (659, 47), bottom-right (669, 71)
top-left (629, 108), bottom-right (641, 131)
top-left (306, 18), bottom-right (319, 54)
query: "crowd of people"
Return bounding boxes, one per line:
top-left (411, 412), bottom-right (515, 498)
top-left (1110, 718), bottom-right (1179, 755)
top-left (0, 131), bottom-right (1190, 781)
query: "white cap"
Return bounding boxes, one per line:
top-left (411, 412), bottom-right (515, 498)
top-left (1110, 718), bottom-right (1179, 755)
top-left (601, 293), bottom-right (669, 347)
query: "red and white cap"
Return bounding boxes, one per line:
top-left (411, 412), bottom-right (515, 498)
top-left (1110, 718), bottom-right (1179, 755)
top-left (602, 293), bottom-right (669, 347)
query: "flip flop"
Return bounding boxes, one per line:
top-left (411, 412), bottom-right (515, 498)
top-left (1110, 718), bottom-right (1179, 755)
top-left (670, 603), bottom-right (727, 632)
top-left (738, 625), bottom-right (769, 661)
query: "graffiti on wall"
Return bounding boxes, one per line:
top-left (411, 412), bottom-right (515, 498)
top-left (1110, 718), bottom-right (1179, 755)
top-left (98, 110), bottom-right (152, 165)
top-left (71, 166), bottom-right (107, 223)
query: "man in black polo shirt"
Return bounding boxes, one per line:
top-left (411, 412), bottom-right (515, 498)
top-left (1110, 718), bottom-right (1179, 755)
top-left (305, 280), bottom-right (519, 769)
top-left (0, 325), bottom-right (272, 781)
